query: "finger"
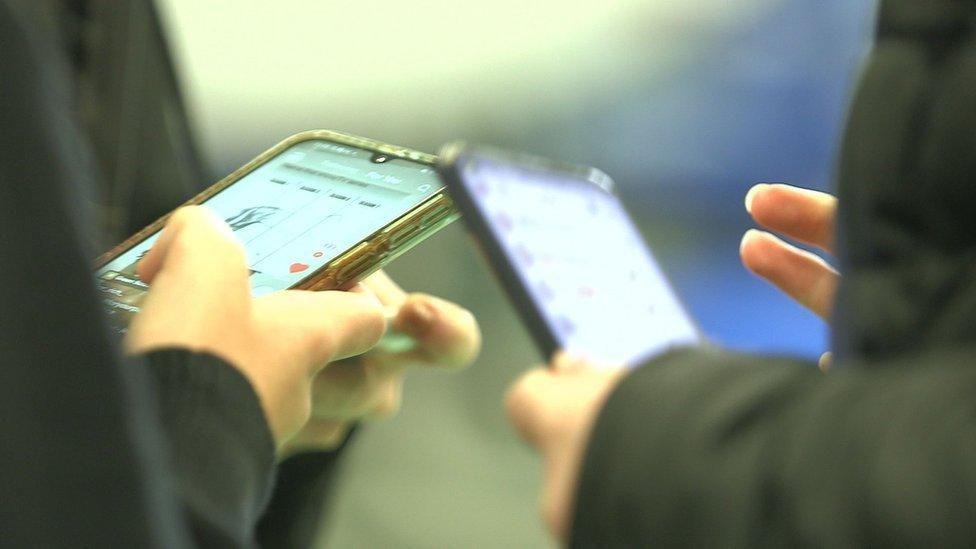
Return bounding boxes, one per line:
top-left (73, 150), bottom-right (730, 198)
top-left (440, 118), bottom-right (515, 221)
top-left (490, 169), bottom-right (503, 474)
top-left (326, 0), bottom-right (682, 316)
top-left (282, 419), bottom-right (351, 454)
top-left (345, 282), bottom-right (370, 295)
top-left (309, 359), bottom-right (404, 420)
top-left (124, 207), bottom-right (251, 356)
top-left (137, 206), bottom-right (240, 284)
top-left (745, 183), bottom-right (837, 253)
top-left (740, 229), bottom-right (839, 319)
top-left (819, 351), bottom-right (833, 373)
top-left (391, 293), bottom-right (481, 370)
top-left (550, 351), bottom-right (621, 373)
top-left (367, 374), bottom-right (404, 420)
top-left (360, 270), bottom-right (407, 306)
top-left (551, 351), bottom-right (589, 374)
top-left (254, 290), bottom-right (385, 365)
top-left (505, 368), bottom-right (554, 449)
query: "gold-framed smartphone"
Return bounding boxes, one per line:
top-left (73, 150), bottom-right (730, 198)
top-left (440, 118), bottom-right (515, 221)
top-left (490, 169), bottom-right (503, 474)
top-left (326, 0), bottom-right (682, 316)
top-left (94, 130), bottom-right (458, 332)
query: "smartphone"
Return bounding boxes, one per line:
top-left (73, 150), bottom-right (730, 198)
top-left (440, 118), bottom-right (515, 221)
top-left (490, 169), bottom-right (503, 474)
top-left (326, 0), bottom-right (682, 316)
top-left (95, 130), bottom-right (457, 332)
top-left (438, 143), bottom-right (699, 368)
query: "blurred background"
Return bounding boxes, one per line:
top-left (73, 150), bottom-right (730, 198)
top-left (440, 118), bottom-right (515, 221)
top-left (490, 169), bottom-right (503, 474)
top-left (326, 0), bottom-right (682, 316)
top-left (155, 1), bottom-right (878, 546)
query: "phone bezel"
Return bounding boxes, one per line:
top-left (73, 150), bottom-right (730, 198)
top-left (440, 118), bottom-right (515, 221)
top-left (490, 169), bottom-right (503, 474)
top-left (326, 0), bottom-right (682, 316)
top-left (437, 142), bottom-right (581, 360)
top-left (437, 142), bottom-right (701, 365)
top-left (95, 130), bottom-right (458, 292)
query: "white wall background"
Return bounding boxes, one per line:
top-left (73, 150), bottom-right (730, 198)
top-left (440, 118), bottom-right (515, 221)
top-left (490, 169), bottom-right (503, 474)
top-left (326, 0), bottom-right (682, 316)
top-left (156, 0), bottom-right (776, 164)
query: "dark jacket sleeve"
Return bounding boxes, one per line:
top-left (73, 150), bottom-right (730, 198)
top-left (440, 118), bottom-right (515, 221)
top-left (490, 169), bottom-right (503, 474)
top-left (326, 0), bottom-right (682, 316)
top-left (575, 4), bottom-right (976, 546)
top-left (1, 1), bottom-right (180, 545)
top-left (0, 2), bottom-right (276, 546)
top-left (831, 0), bottom-right (976, 362)
top-left (256, 436), bottom-right (357, 549)
top-left (572, 348), bottom-right (976, 547)
top-left (145, 350), bottom-right (277, 548)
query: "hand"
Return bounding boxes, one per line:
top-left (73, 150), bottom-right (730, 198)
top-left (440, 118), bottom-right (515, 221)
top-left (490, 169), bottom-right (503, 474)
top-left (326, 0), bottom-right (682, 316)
top-left (740, 183), bottom-right (839, 319)
top-left (124, 207), bottom-right (386, 445)
top-left (740, 183), bottom-right (839, 370)
top-left (280, 270), bottom-right (481, 455)
top-left (505, 354), bottom-right (626, 542)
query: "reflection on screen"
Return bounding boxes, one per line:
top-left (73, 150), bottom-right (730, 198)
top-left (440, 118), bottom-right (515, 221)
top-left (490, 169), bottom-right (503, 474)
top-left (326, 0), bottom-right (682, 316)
top-left (96, 139), bottom-right (440, 332)
top-left (462, 160), bottom-right (699, 367)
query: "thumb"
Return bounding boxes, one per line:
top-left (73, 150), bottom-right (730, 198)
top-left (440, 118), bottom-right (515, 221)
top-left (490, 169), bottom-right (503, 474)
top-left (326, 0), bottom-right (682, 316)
top-left (124, 206), bottom-right (251, 356)
top-left (137, 206), bottom-right (241, 285)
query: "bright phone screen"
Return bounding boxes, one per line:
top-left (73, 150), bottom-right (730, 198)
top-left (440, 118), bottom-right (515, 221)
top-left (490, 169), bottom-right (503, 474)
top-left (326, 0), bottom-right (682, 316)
top-left (460, 159), bottom-right (699, 367)
top-left (97, 139), bottom-right (441, 331)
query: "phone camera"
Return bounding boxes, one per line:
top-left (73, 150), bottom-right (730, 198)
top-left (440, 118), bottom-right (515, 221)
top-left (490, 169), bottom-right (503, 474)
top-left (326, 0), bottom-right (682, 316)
top-left (371, 153), bottom-right (391, 164)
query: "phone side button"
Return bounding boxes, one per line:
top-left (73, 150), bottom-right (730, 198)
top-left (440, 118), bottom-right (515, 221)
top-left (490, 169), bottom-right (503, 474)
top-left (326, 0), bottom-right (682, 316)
top-left (332, 242), bottom-right (370, 277)
top-left (419, 206), bottom-right (450, 226)
top-left (335, 244), bottom-right (383, 286)
top-left (387, 223), bottom-right (426, 247)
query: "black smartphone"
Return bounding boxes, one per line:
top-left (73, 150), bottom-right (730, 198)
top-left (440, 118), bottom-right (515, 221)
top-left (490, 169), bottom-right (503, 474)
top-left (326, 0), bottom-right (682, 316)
top-left (95, 130), bottom-right (457, 332)
top-left (438, 143), bottom-right (699, 368)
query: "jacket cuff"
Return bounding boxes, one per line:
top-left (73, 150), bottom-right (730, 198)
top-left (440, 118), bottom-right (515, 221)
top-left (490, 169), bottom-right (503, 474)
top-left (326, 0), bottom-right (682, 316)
top-left (569, 347), bottom-right (721, 546)
top-left (569, 346), bottom-right (813, 547)
top-left (256, 433), bottom-right (356, 549)
top-left (145, 348), bottom-right (277, 536)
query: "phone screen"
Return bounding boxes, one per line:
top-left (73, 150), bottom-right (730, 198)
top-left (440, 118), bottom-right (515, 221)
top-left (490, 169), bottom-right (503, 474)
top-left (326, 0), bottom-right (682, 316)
top-left (457, 157), bottom-right (699, 367)
top-left (96, 139), bottom-right (441, 331)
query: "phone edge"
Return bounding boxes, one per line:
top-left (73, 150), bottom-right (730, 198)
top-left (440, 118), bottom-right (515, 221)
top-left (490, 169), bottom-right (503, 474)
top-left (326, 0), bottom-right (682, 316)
top-left (94, 130), bottom-right (455, 294)
top-left (436, 142), bottom-right (564, 363)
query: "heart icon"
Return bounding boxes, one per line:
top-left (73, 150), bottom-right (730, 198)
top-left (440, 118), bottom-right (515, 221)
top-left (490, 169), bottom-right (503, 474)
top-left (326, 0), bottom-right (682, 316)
top-left (289, 262), bottom-right (309, 273)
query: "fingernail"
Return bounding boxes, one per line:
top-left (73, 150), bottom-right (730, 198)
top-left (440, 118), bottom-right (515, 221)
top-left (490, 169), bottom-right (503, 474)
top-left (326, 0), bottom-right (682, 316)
top-left (744, 183), bottom-right (768, 213)
top-left (819, 351), bottom-right (833, 373)
top-left (402, 300), bottom-right (437, 337)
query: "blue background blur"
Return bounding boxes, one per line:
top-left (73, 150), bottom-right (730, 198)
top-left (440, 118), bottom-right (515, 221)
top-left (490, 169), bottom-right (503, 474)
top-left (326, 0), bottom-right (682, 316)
top-left (525, 1), bottom-right (876, 360)
top-left (158, 1), bottom-right (878, 545)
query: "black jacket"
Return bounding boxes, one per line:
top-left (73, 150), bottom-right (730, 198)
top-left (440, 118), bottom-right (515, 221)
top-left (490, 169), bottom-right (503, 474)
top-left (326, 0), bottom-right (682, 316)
top-left (574, 2), bottom-right (976, 546)
top-left (1, 1), bottom-right (341, 547)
